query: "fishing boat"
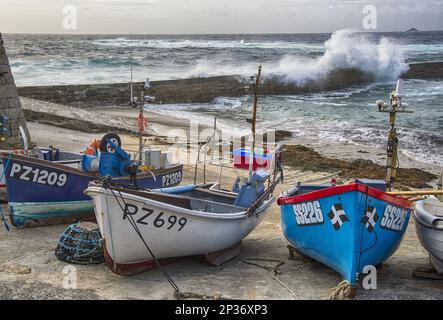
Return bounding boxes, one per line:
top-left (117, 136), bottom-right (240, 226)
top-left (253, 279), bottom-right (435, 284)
top-left (86, 169), bottom-right (280, 275)
top-left (1, 133), bottom-right (183, 228)
top-left (278, 80), bottom-right (415, 290)
top-left (414, 172), bottom-right (443, 273)
top-left (85, 66), bottom-right (285, 275)
top-left (1, 75), bottom-right (185, 228)
top-left (278, 180), bottom-right (413, 286)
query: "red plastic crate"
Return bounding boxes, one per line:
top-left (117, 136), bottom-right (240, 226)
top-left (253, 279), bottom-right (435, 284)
top-left (233, 148), bottom-right (272, 171)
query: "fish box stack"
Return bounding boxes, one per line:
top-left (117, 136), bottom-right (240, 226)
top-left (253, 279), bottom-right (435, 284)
top-left (0, 33), bottom-right (31, 149)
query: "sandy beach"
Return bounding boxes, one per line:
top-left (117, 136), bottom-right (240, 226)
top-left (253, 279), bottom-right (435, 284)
top-left (0, 98), bottom-right (441, 300)
top-left (1, 0), bottom-right (443, 309)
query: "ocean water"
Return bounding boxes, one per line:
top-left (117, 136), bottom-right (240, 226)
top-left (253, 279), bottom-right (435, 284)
top-left (3, 30), bottom-right (443, 166)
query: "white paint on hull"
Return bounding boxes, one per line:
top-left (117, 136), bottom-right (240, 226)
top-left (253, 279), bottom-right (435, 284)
top-left (414, 197), bottom-right (443, 273)
top-left (86, 186), bottom-right (274, 264)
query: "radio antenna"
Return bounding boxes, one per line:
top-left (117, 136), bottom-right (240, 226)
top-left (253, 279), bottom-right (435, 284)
top-left (376, 79), bottom-right (413, 191)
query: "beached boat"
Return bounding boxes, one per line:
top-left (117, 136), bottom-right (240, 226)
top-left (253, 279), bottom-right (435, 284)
top-left (278, 181), bottom-right (413, 286)
top-left (1, 134), bottom-right (183, 228)
top-left (85, 66), bottom-right (284, 275)
top-left (0, 147), bottom-right (82, 195)
top-left (278, 80), bottom-right (415, 290)
top-left (85, 170), bottom-right (279, 274)
top-left (414, 194), bottom-right (443, 273)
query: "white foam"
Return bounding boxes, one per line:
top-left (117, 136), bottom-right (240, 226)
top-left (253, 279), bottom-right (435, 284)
top-left (189, 29), bottom-right (409, 83)
top-left (89, 38), bottom-right (324, 51)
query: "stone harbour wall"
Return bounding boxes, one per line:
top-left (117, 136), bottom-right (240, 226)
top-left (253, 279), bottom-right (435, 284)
top-left (15, 61), bottom-right (443, 109)
top-left (0, 33), bottom-right (31, 149)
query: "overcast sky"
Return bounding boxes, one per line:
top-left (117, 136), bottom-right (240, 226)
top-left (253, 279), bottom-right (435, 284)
top-left (1, 0), bottom-right (442, 34)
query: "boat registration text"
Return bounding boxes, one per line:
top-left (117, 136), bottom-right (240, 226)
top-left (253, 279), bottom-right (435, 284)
top-left (292, 201), bottom-right (324, 226)
top-left (123, 203), bottom-right (188, 232)
top-left (9, 163), bottom-right (68, 187)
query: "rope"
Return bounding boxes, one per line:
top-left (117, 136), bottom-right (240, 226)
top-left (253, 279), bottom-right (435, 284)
top-left (242, 258), bottom-right (297, 299)
top-left (102, 178), bottom-right (231, 300)
top-left (174, 291), bottom-right (225, 300)
top-left (243, 258), bottom-right (284, 275)
top-left (0, 153), bottom-right (12, 231)
top-left (325, 280), bottom-right (353, 300)
top-left (107, 184), bottom-right (181, 294)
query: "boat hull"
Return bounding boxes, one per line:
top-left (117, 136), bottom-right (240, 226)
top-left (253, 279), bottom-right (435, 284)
top-left (414, 198), bottom-right (443, 274)
top-left (278, 184), bottom-right (412, 286)
top-left (86, 186), bottom-right (273, 267)
top-left (1, 153), bottom-right (183, 228)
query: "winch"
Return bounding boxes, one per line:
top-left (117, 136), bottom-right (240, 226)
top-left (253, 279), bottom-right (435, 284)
top-left (81, 133), bottom-right (135, 178)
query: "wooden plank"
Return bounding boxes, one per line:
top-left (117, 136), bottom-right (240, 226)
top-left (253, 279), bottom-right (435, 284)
top-left (413, 268), bottom-right (443, 280)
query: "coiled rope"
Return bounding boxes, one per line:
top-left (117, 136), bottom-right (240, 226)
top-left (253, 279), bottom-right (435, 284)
top-left (325, 280), bottom-right (354, 300)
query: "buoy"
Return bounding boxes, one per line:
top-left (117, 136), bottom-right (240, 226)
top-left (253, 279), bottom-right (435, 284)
top-left (85, 139), bottom-right (101, 156)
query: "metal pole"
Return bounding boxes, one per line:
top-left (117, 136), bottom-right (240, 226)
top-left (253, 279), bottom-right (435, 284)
top-left (139, 85), bottom-right (144, 162)
top-left (438, 169), bottom-right (443, 202)
top-left (249, 66), bottom-right (262, 179)
top-left (211, 117), bottom-right (217, 162)
top-left (386, 109), bottom-right (398, 191)
top-left (130, 55), bottom-right (133, 102)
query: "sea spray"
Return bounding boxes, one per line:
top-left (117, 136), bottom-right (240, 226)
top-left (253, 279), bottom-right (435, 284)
top-left (190, 29), bottom-right (409, 83)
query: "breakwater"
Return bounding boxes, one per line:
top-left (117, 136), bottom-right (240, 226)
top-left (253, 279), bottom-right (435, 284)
top-left (16, 61), bottom-right (443, 107)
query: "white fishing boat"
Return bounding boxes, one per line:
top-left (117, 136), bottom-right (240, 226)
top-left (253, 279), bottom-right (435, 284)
top-left (85, 66), bottom-right (285, 275)
top-left (414, 172), bottom-right (443, 273)
top-left (86, 173), bottom-right (278, 274)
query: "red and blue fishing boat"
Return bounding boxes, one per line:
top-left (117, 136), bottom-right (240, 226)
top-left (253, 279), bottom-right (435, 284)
top-left (277, 180), bottom-right (413, 287)
top-left (278, 80), bottom-right (416, 289)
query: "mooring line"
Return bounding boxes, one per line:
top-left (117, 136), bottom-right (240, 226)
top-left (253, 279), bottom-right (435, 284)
top-left (0, 152), bottom-right (12, 231)
top-left (105, 180), bottom-right (228, 300)
top-left (242, 258), bottom-right (297, 299)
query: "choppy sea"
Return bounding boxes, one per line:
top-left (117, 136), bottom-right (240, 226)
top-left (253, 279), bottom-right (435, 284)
top-left (3, 30), bottom-right (443, 166)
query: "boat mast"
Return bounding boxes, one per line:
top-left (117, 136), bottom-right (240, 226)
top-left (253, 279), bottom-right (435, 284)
top-left (130, 55), bottom-right (133, 103)
top-left (377, 79), bottom-right (413, 191)
top-left (249, 65), bottom-right (262, 179)
top-left (138, 78), bottom-right (150, 162)
top-left (128, 55), bottom-right (149, 163)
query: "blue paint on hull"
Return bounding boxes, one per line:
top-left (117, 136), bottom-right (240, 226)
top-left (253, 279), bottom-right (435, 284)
top-left (278, 184), bottom-right (412, 286)
top-left (2, 154), bottom-right (183, 227)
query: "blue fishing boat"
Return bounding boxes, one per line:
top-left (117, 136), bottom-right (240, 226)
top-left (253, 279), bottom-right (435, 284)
top-left (1, 134), bottom-right (183, 228)
top-left (276, 80), bottom-right (416, 291)
top-left (277, 181), bottom-right (413, 287)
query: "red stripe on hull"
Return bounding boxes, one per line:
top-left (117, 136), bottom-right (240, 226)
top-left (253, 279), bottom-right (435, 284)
top-left (277, 183), bottom-right (412, 209)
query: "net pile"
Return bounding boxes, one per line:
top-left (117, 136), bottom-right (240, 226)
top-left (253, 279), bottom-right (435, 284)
top-left (55, 222), bottom-right (104, 265)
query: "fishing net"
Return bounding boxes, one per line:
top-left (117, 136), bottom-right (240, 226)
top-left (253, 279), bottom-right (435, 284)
top-left (55, 222), bottom-right (104, 265)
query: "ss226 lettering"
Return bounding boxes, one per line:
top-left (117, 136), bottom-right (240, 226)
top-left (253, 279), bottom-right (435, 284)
top-left (292, 200), bottom-right (324, 226)
top-left (380, 204), bottom-right (408, 232)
